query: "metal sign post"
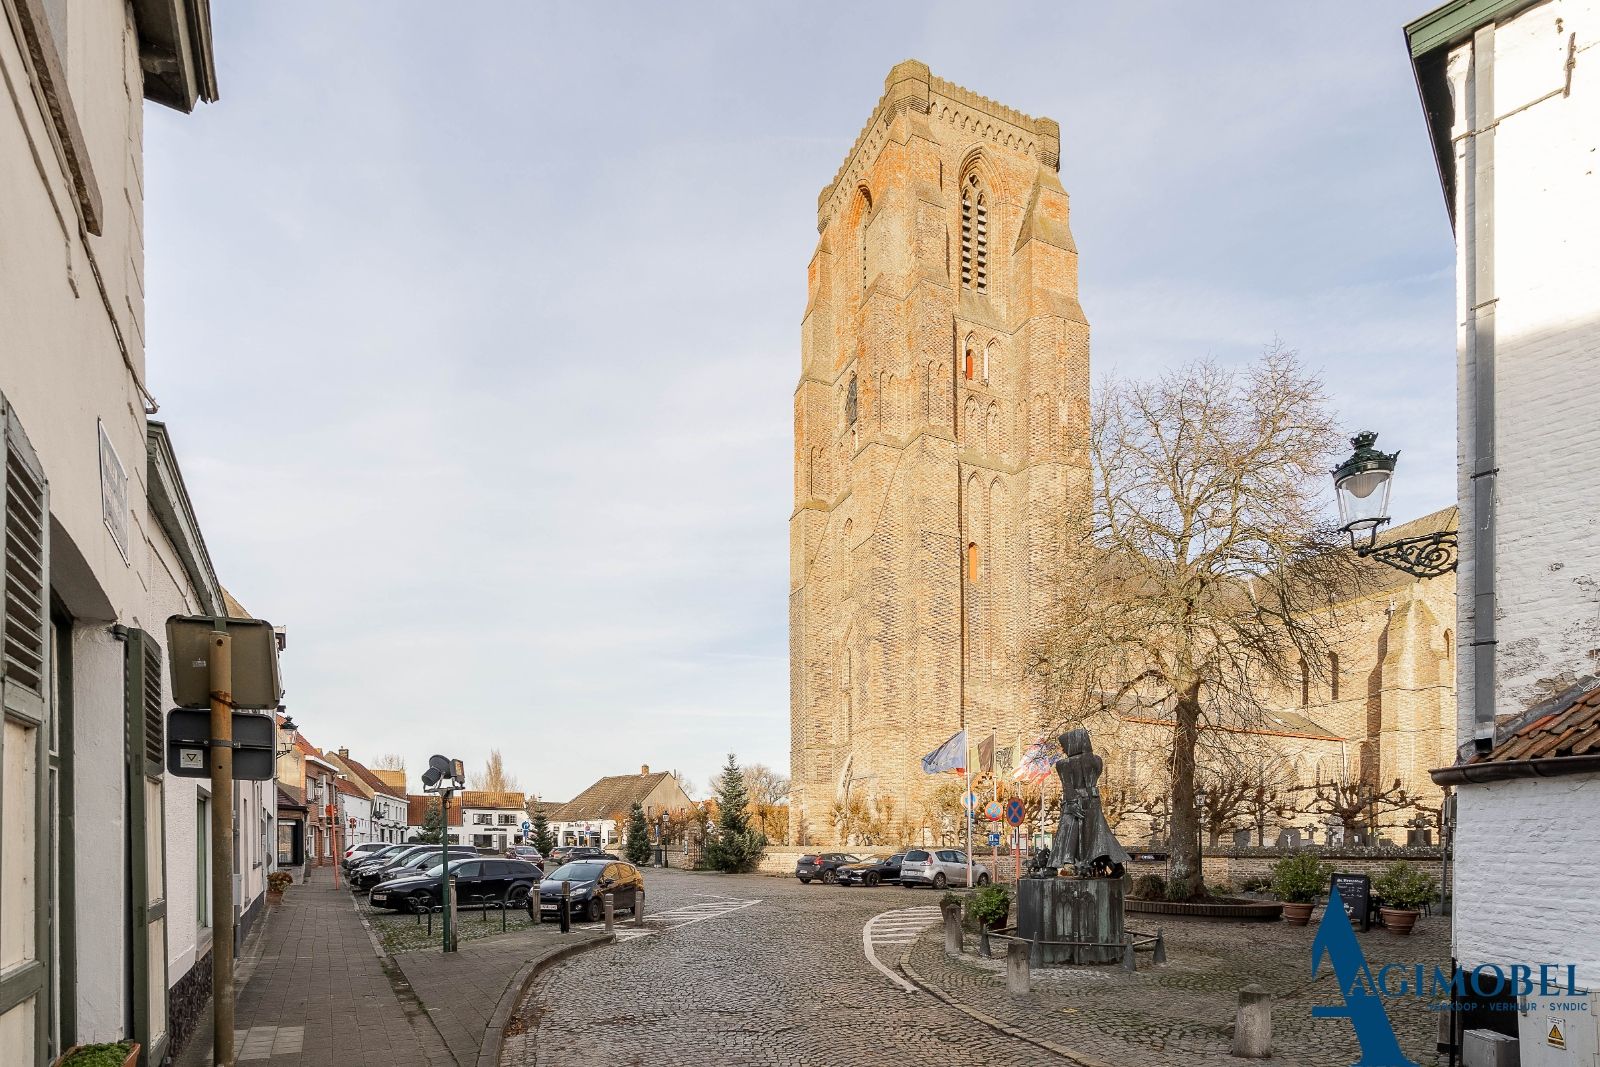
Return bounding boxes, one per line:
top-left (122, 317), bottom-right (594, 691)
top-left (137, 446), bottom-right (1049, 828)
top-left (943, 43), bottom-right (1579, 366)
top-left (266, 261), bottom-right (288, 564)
top-left (208, 631), bottom-right (235, 1067)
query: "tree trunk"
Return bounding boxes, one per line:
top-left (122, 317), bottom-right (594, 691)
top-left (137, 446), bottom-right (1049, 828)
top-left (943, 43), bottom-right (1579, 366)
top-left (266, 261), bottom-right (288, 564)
top-left (1167, 688), bottom-right (1204, 899)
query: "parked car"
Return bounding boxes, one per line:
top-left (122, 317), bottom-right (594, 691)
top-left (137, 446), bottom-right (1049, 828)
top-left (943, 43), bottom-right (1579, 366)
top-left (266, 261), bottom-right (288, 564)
top-left (346, 842), bottom-right (412, 871)
top-left (548, 845), bottom-right (617, 865)
top-left (794, 852), bottom-right (861, 885)
top-left (835, 853), bottom-right (905, 887)
top-left (533, 860), bottom-right (644, 923)
top-left (369, 858), bottom-right (542, 912)
top-left (341, 841), bottom-right (392, 870)
top-left (898, 848), bottom-right (990, 889)
top-left (352, 845), bottom-right (477, 891)
top-left (505, 845), bottom-right (544, 866)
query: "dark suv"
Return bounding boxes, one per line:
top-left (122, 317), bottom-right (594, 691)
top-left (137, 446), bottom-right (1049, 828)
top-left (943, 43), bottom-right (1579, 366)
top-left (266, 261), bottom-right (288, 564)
top-left (795, 852), bottom-right (861, 885)
top-left (835, 853), bottom-right (905, 887)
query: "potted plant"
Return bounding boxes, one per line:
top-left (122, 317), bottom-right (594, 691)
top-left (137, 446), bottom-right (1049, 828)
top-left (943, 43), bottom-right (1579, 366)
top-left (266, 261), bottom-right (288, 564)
top-left (964, 884), bottom-right (1011, 931)
top-left (267, 871), bottom-right (293, 902)
top-left (55, 1041), bottom-right (138, 1067)
top-left (1373, 862), bottom-right (1438, 936)
top-left (1269, 852), bottom-right (1332, 925)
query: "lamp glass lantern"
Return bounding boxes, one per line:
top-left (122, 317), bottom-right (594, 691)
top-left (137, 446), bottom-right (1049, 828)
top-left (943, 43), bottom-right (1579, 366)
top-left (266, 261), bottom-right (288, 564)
top-left (1332, 431), bottom-right (1398, 550)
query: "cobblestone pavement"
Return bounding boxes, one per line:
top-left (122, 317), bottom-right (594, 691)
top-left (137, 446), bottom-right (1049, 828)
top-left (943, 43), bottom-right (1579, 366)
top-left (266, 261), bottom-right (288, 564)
top-left (905, 904), bottom-right (1451, 1067)
top-left (504, 870), bottom-right (1049, 1067)
top-left (506, 870), bottom-right (1452, 1066)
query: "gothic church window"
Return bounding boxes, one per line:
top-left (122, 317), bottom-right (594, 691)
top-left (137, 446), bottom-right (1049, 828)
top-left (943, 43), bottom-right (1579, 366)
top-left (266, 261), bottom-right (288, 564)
top-left (966, 542), bottom-right (981, 582)
top-left (960, 171), bottom-right (988, 294)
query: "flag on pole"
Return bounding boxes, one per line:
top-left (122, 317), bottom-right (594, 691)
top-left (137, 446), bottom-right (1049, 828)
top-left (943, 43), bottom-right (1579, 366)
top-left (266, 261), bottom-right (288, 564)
top-left (921, 729), bottom-right (968, 775)
top-left (977, 733), bottom-right (995, 776)
top-left (994, 733), bottom-right (1020, 779)
top-left (1014, 736), bottom-right (1061, 783)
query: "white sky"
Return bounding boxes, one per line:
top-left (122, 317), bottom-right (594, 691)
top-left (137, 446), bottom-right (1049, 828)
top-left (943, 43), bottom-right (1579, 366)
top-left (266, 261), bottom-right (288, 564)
top-left (143, 2), bottom-right (1454, 802)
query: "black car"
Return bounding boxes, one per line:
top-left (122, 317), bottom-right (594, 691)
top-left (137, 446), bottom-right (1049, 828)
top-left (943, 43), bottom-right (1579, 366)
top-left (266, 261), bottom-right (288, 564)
top-left (795, 852), bottom-right (861, 885)
top-left (549, 846), bottom-right (617, 866)
top-left (835, 853), bottom-right (905, 887)
top-left (352, 846), bottom-right (477, 891)
top-left (369, 858), bottom-right (542, 912)
top-left (533, 860), bottom-right (644, 923)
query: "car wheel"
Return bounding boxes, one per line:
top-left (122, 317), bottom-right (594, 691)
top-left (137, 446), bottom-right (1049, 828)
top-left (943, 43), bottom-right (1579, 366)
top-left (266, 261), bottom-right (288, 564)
top-left (822, 869), bottom-right (838, 885)
top-left (865, 872), bottom-right (880, 887)
top-left (585, 897), bottom-right (603, 924)
top-left (977, 873), bottom-right (991, 887)
top-left (407, 891), bottom-right (433, 913)
top-left (933, 873), bottom-right (947, 890)
top-left (505, 883), bottom-right (531, 908)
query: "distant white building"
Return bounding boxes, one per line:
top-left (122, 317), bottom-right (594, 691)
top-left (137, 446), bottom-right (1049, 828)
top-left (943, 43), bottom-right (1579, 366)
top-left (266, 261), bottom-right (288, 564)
top-left (458, 791), bottom-right (527, 851)
top-left (1408, 0), bottom-right (1600, 1052)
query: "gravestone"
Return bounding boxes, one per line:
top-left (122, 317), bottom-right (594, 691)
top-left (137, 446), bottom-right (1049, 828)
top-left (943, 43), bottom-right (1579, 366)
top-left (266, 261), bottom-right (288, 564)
top-left (1233, 828), bottom-right (1254, 849)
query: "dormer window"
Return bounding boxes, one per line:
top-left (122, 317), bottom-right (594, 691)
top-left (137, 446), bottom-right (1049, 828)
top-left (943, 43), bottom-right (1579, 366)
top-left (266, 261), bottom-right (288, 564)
top-left (960, 172), bottom-right (988, 294)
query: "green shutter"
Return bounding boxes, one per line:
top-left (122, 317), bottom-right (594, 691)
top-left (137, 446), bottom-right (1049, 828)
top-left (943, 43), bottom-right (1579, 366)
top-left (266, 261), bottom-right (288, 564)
top-left (125, 630), bottom-right (169, 1067)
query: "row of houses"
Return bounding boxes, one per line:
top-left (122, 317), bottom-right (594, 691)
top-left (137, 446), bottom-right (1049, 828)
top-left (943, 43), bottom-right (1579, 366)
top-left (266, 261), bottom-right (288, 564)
top-left (0, 6), bottom-right (282, 1067)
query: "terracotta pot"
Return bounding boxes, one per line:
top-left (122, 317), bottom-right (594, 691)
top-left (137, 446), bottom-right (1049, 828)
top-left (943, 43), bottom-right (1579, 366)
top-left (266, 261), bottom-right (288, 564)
top-left (1281, 901), bottom-right (1314, 925)
top-left (1380, 907), bottom-right (1419, 935)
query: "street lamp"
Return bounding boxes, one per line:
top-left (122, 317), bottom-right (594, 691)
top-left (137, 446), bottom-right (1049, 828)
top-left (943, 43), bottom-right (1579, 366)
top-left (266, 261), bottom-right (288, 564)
top-left (275, 710), bottom-right (298, 758)
top-left (1331, 431), bottom-right (1457, 579)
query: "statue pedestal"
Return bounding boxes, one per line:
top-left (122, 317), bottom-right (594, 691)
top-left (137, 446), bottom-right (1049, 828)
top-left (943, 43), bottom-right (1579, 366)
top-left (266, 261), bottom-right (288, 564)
top-left (1016, 876), bottom-right (1125, 966)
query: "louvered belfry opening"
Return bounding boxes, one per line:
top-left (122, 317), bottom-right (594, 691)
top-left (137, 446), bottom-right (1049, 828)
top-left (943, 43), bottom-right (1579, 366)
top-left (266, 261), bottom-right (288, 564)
top-left (4, 436), bottom-right (47, 696)
top-left (960, 172), bottom-right (988, 295)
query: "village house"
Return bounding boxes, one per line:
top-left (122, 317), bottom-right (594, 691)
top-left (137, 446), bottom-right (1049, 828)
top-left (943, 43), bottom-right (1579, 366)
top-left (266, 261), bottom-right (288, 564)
top-left (325, 749), bottom-right (408, 844)
top-left (459, 791), bottom-right (528, 851)
top-left (550, 767), bottom-right (696, 849)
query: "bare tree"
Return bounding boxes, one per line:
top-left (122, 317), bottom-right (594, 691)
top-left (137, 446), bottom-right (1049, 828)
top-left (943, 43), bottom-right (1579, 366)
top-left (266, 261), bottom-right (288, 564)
top-left (740, 764), bottom-right (790, 808)
top-left (469, 748), bottom-right (520, 795)
top-left (1030, 347), bottom-right (1368, 899)
top-left (370, 753), bottom-right (405, 771)
top-left (1296, 774), bottom-right (1422, 841)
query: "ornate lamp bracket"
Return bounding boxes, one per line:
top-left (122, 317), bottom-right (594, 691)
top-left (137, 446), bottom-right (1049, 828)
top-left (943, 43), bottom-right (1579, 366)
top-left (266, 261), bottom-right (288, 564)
top-left (1357, 529), bottom-right (1459, 579)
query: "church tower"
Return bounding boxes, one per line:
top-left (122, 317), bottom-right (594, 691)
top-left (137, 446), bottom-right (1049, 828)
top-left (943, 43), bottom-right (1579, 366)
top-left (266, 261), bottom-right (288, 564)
top-left (790, 62), bottom-right (1091, 843)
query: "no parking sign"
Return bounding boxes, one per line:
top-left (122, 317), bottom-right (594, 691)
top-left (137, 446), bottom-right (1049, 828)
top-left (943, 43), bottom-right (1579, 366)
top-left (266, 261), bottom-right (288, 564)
top-left (1005, 798), bottom-right (1025, 826)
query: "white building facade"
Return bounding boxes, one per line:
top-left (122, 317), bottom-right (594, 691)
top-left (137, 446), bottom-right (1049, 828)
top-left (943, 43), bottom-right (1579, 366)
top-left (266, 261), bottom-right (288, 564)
top-left (0, 2), bottom-right (219, 1065)
top-left (1409, 0), bottom-right (1600, 1050)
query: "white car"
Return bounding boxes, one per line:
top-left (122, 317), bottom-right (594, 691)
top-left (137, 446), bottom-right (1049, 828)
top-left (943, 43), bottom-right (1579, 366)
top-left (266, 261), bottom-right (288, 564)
top-left (899, 848), bottom-right (990, 888)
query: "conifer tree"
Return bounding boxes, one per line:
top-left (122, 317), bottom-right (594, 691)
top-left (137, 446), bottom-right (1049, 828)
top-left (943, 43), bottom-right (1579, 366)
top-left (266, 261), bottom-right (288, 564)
top-left (415, 799), bottom-right (444, 844)
top-left (701, 753), bottom-right (766, 872)
top-left (531, 809), bottom-right (555, 855)
top-left (625, 802), bottom-right (653, 865)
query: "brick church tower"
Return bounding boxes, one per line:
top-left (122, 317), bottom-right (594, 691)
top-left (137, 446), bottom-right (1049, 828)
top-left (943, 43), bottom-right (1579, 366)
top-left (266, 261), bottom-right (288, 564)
top-left (790, 62), bottom-right (1091, 843)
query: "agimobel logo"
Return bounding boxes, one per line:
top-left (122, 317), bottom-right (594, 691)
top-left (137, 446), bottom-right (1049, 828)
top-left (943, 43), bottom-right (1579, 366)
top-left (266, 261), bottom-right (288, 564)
top-left (1311, 887), bottom-right (1418, 1067)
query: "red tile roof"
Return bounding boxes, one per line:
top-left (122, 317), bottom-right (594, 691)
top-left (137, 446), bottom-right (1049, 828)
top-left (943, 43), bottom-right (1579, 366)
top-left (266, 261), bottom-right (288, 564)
top-left (459, 790), bottom-right (525, 811)
top-left (1475, 683), bottom-right (1600, 764)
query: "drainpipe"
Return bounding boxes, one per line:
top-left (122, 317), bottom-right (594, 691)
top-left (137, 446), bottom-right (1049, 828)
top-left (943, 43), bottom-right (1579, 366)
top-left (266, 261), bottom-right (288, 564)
top-left (1468, 25), bottom-right (1499, 754)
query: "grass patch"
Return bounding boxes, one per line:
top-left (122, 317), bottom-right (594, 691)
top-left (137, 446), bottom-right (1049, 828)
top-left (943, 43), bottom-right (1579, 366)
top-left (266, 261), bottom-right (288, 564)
top-left (354, 894), bottom-right (545, 954)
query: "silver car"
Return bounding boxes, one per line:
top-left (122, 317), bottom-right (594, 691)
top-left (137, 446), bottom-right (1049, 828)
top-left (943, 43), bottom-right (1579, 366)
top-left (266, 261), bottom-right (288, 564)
top-left (899, 848), bottom-right (990, 888)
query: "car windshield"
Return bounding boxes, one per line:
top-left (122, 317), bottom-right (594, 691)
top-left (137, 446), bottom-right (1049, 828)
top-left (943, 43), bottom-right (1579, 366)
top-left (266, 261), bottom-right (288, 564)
top-left (417, 858), bottom-right (475, 878)
top-left (545, 862), bottom-right (607, 882)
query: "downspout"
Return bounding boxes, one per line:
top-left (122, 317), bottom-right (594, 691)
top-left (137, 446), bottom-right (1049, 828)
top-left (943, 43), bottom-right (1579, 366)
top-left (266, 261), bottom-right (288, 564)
top-left (1468, 25), bottom-right (1499, 753)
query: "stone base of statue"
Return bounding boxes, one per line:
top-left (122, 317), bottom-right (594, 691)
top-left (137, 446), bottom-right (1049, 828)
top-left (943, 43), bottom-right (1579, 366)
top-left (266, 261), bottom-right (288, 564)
top-left (1016, 875), bottom-right (1126, 966)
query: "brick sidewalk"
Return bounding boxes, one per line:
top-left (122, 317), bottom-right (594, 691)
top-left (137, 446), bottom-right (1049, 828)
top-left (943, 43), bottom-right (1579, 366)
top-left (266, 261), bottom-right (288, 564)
top-left (901, 908), bottom-right (1450, 1067)
top-left (173, 874), bottom-right (607, 1067)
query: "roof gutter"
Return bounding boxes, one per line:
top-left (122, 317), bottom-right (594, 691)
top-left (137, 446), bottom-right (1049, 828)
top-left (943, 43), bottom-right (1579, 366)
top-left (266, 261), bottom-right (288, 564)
top-left (1432, 754), bottom-right (1600, 786)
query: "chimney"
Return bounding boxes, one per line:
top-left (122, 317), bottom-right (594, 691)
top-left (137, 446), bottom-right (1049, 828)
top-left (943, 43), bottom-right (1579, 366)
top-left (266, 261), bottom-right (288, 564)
top-left (338, 747), bottom-right (349, 759)
top-left (640, 764), bottom-right (650, 776)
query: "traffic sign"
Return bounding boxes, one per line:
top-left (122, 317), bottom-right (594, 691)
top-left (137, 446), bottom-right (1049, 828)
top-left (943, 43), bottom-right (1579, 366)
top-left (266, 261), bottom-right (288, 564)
top-left (987, 832), bottom-right (1002, 847)
top-left (984, 800), bottom-right (1004, 821)
top-left (962, 792), bottom-right (979, 811)
top-left (522, 820), bottom-right (532, 832)
top-left (1005, 798), bottom-right (1025, 826)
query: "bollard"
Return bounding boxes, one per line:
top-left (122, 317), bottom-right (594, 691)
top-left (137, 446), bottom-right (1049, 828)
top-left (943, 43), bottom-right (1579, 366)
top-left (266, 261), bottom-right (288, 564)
top-left (1153, 927), bottom-right (1167, 965)
top-left (1230, 984), bottom-right (1272, 1058)
top-left (1006, 940), bottom-right (1031, 995)
top-left (633, 890), bottom-right (645, 927)
top-left (603, 891), bottom-right (615, 933)
top-left (942, 902), bottom-right (963, 957)
top-left (559, 880), bottom-right (571, 934)
top-left (978, 926), bottom-right (992, 958)
top-left (1122, 938), bottom-right (1137, 972)
top-left (1029, 933), bottom-right (1041, 970)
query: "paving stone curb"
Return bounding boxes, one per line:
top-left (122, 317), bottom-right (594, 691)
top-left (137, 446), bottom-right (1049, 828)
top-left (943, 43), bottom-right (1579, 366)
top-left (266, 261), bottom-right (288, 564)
top-left (898, 957), bottom-right (1114, 1067)
top-left (478, 932), bottom-right (612, 1067)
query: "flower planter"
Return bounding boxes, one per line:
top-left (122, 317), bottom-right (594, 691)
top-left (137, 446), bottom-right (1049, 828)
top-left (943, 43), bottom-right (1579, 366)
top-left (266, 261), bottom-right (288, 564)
top-left (1379, 907), bottom-right (1419, 936)
top-left (1281, 902), bottom-right (1315, 926)
top-left (54, 1041), bottom-right (140, 1067)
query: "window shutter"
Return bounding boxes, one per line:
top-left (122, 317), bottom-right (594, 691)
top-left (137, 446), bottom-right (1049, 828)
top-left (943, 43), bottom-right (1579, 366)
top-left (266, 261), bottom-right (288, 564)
top-left (2, 395), bottom-right (49, 717)
top-left (125, 628), bottom-right (164, 778)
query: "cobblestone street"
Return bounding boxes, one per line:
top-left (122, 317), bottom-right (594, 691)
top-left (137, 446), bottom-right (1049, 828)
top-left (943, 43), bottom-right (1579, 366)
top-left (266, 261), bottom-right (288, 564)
top-left (505, 869), bottom-right (1451, 1067)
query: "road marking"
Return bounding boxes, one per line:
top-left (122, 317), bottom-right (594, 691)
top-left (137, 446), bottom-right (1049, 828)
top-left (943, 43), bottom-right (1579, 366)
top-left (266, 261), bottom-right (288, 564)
top-left (863, 906), bottom-right (941, 993)
top-left (605, 897), bottom-right (762, 942)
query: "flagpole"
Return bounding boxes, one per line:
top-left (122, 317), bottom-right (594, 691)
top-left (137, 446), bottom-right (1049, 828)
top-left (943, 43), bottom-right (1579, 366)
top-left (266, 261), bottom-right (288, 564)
top-left (965, 758), bottom-right (973, 887)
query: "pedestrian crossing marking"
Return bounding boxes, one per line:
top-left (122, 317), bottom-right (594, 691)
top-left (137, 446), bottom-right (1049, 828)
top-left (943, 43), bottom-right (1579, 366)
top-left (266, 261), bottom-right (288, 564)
top-left (863, 906), bottom-right (941, 993)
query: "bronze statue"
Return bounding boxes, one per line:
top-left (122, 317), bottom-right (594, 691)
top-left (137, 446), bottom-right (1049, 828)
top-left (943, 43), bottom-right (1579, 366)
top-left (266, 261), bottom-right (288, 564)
top-left (1048, 728), bottom-right (1130, 877)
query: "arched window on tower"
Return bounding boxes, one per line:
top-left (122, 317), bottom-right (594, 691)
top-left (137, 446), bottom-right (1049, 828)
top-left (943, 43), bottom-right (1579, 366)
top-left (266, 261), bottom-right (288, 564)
top-left (857, 187), bottom-right (872, 299)
top-left (966, 542), bottom-right (981, 582)
top-left (960, 172), bottom-right (988, 294)
top-left (1299, 658), bottom-right (1309, 707)
top-left (965, 344), bottom-right (976, 380)
top-left (1329, 652), bottom-right (1340, 701)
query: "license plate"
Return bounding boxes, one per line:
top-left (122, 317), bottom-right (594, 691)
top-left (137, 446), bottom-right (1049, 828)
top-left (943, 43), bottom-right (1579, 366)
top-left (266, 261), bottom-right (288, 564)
top-left (371, 894), bottom-right (386, 903)
top-left (540, 903), bottom-right (557, 911)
